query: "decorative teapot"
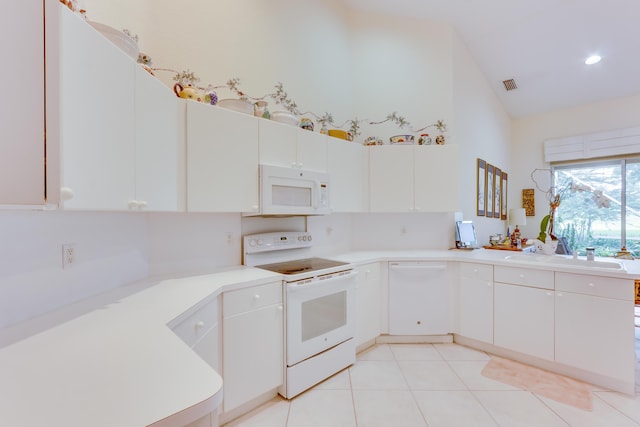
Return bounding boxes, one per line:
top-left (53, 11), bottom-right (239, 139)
top-left (173, 83), bottom-right (204, 102)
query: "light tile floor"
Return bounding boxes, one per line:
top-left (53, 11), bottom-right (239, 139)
top-left (224, 341), bottom-right (640, 427)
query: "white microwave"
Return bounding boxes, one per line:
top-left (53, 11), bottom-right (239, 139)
top-left (245, 164), bottom-right (330, 216)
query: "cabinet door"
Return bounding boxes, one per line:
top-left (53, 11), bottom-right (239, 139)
top-left (222, 303), bottom-right (283, 413)
top-left (58, 8), bottom-right (136, 210)
top-left (555, 291), bottom-right (634, 382)
top-left (494, 283), bottom-right (554, 360)
top-left (355, 262), bottom-right (382, 348)
top-left (192, 323), bottom-right (220, 372)
top-left (327, 139), bottom-right (368, 212)
top-left (369, 146), bottom-right (414, 212)
top-left (388, 262), bottom-right (450, 335)
top-left (458, 263), bottom-right (493, 343)
top-left (0, 0), bottom-right (44, 205)
top-left (258, 119), bottom-right (297, 168)
top-left (134, 67), bottom-right (186, 211)
top-left (296, 129), bottom-right (328, 172)
top-left (414, 145), bottom-right (458, 212)
top-left (187, 103), bottom-right (259, 212)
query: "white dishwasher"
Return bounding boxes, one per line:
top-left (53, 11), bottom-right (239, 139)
top-left (388, 261), bottom-right (450, 335)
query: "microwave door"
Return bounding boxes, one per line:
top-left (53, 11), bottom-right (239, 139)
top-left (267, 177), bottom-right (315, 214)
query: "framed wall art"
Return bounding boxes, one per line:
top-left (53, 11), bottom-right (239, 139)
top-left (494, 167), bottom-right (501, 218)
top-left (476, 159), bottom-right (486, 216)
top-left (523, 188), bottom-right (535, 216)
top-left (501, 172), bottom-right (508, 220)
top-left (486, 164), bottom-right (494, 217)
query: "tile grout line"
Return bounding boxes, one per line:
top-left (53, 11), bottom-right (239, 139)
top-left (437, 344), bottom-right (503, 427)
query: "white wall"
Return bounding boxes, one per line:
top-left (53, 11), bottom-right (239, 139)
top-left (452, 32), bottom-right (511, 244)
top-left (0, 0), bottom-right (517, 328)
top-left (0, 211), bottom-right (148, 328)
top-left (511, 93), bottom-right (640, 240)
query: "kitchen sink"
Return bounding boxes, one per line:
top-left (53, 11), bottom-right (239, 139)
top-left (504, 253), bottom-right (625, 270)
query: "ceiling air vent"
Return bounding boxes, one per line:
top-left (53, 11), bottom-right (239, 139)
top-left (502, 78), bottom-right (518, 91)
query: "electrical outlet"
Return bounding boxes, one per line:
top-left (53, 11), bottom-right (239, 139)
top-left (226, 232), bottom-right (233, 246)
top-left (62, 244), bottom-right (75, 269)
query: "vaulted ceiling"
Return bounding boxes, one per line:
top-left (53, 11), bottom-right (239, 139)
top-left (344, 0), bottom-right (640, 118)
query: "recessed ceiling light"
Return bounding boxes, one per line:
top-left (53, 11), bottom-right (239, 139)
top-left (585, 55), bottom-right (601, 65)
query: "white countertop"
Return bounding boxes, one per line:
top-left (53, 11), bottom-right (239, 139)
top-left (0, 266), bottom-right (281, 427)
top-left (0, 250), bottom-right (637, 427)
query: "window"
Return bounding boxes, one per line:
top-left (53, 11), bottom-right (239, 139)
top-left (552, 158), bottom-right (640, 256)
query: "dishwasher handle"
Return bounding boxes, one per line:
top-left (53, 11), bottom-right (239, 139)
top-left (389, 263), bottom-right (447, 271)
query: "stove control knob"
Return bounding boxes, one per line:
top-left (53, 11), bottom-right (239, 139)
top-left (257, 239), bottom-right (264, 246)
top-left (308, 235), bottom-right (313, 242)
top-left (249, 239), bottom-right (257, 247)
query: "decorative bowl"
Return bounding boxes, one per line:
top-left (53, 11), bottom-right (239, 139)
top-left (390, 134), bottom-right (415, 144)
top-left (88, 21), bottom-right (139, 60)
top-left (328, 129), bottom-right (354, 141)
top-left (217, 99), bottom-right (254, 115)
top-left (270, 111), bottom-right (300, 126)
top-left (363, 136), bottom-right (383, 146)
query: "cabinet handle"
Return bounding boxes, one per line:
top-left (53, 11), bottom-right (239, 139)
top-left (251, 205), bottom-right (259, 211)
top-left (254, 294), bottom-right (261, 300)
top-left (473, 269), bottom-right (479, 273)
top-left (128, 200), bottom-right (139, 209)
top-left (278, 305), bottom-right (283, 311)
top-left (195, 321), bottom-right (205, 329)
top-left (291, 162), bottom-right (297, 168)
top-left (519, 274), bottom-right (525, 278)
top-left (557, 293), bottom-right (563, 297)
top-left (487, 282), bottom-right (492, 287)
top-left (138, 200), bottom-right (148, 209)
top-left (298, 162), bottom-right (303, 169)
top-left (588, 282), bottom-right (595, 287)
top-left (60, 187), bottom-right (74, 201)
top-left (546, 292), bottom-right (553, 296)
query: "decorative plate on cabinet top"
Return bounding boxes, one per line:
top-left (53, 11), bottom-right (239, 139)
top-left (217, 99), bottom-right (254, 115)
top-left (270, 111), bottom-right (300, 126)
top-left (88, 21), bottom-right (139, 60)
top-left (389, 134), bottom-right (415, 144)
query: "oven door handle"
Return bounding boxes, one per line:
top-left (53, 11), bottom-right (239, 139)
top-left (286, 270), bottom-right (358, 292)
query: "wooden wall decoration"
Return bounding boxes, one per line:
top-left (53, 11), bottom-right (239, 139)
top-left (522, 188), bottom-right (535, 216)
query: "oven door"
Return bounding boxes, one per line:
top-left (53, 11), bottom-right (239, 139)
top-left (285, 270), bottom-right (356, 366)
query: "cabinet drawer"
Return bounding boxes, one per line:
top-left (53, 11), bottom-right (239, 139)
top-left (494, 266), bottom-right (554, 289)
top-left (459, 262), bottom-right (493, 281)
top-left (224, 281), bottom-right (282, 317)
top-left (171, 297), bottom-right (219, 348)
top-left (555, 272), bottom-right (634, 301)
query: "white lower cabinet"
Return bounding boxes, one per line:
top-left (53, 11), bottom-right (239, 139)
top-left (494, 282), bottom-right (555, 360)
top-left (170, 297), bottom-right (221, 427)
top-left (222, 281), bottom-right (283, 414)
top-left (355, 262), bottom-right (382, 348)
top-left (388, 261), bottom-right (451, 335)
top-left (554, 272), bottom-right (635, 384)
top-left (457, 262), bottom-right (493, 344)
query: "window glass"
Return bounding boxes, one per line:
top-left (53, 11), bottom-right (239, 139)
top-left (554, 163), bottom-right (621, 256)
top-left (626, 161), bottom-right (640, 255)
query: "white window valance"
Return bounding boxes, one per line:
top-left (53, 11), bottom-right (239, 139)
top-left (544, 126), bottom-right (640, 162)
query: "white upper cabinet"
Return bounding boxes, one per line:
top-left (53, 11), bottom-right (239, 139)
top-left (369, 145), bottom-right (459, 213)
top-left (369, 146), bottom-right (414, 212)
top-left (327, 139), bottom-right (368, 212)
top-left (259, 120), bottom-right (328, 171)
top-left (0, 0), bottom-right (45, 205)
top-left (414, 145), bottom-right (458, 212)
top-left (134, 67), bottom-right (186, 212)
top-left (45, 2), bottom-right (185, 211)
top-left (187, 103), bottom-right (259, 212)
top-left (55, 6), bottom-right (136, 210)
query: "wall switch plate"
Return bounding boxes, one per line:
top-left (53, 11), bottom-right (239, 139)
top-left (62, 244), bottom-right (75, 269)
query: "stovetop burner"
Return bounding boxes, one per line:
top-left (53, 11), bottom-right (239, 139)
top-left (256, 257), bottom-right (349, 275)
